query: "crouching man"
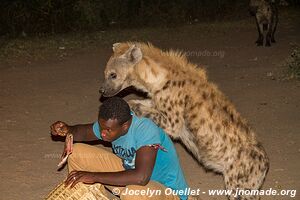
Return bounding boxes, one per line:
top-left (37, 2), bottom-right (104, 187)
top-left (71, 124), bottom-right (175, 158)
top-left (50, 97), bottom-right (189, 200)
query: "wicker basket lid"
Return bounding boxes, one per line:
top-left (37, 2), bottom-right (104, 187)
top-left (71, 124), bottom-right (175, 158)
top-left (46, 181), bottom-right (110, 200)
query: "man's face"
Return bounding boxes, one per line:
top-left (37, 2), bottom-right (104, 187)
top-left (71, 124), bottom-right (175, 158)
top-left (98, 118), bottom-right (130, 142)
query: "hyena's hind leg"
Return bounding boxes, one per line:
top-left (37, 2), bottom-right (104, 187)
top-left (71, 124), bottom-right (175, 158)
top-left (224, 174), bottom-right (261, 200)
top-left (224, 145), bottom-right (269, 200)
top-left (127, 99), bottom-right (182, 139)
top-left (255, 15), bottom-right (264, 46)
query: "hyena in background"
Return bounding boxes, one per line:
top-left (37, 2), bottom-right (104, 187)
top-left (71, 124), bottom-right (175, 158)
top-left (249, 0), bottom-right (279, 46)
top-left (100, 42), bottom-right (269, 200)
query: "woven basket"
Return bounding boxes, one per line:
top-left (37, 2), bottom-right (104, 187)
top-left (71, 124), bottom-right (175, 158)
top-left (46, 181), bottom-right (110, 200)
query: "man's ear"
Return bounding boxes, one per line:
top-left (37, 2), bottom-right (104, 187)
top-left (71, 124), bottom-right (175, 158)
top-left (122, 45), bottom-right (143, 64)
top-left (121, 118), bottom-right (132, 131)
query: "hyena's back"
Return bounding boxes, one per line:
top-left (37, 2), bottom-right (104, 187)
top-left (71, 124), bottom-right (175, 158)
top-left (152, 74), bottom-right (269, 199)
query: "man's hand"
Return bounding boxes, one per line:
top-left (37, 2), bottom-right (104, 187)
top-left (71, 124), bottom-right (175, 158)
top-left (51, 122), bottom-right (98, 142)
top-left (50, 121), bottom-right (70, 137)
top-left (65, 171), bottom-right (96, 188)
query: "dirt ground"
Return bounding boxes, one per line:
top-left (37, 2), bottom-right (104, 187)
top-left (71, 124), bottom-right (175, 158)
top-left (0, 12), bottom-right (299, 200)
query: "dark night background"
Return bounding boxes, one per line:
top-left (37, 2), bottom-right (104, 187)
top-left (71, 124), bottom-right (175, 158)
top-left (0, 0), bottom-right (299, 37)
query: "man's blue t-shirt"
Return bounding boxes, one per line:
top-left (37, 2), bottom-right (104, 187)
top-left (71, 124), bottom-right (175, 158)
top-left (93, 113), bottom-right (189, 200)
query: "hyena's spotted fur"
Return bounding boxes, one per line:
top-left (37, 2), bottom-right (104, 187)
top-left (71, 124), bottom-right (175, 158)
top-left (100, 42), bottom-right (269, 200)
top-left (249, 0), bottom-right (279, 46)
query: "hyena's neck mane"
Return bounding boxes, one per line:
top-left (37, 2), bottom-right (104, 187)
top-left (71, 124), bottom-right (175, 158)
top-left (127, 42), bottom-right (207, 94)
top-left (137, 42), bottom-right (206, 77)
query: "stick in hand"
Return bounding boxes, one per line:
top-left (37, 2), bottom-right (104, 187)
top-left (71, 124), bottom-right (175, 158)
top-left (57, 134), bottom-right (73, 169)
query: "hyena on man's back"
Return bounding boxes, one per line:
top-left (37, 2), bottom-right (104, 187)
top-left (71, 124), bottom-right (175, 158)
top-left (100, 42), bottom-right (269, 200)
top-left (249, 0), bottom-right (279, 47)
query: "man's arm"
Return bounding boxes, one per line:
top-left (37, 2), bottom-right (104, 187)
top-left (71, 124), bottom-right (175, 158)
top-left (65, 146), bottom-right (158, 187)
top-left (68, 124), bottom-right (99, 142)
top-left (50, 121), bottom-right (99, 142)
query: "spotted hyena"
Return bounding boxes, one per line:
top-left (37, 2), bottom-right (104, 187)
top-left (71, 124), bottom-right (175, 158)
top-left (100, 42), bottom-right (269, 200)
top-left (249, 0), bottom-right (279, 46)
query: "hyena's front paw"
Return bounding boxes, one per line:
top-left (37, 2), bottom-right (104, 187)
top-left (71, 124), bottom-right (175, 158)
top-left (127, 100), bottom-right (143, 116)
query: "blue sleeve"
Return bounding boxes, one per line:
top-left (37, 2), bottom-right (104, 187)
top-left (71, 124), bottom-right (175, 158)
top-left (92, 122), bottom-right (102, 140)
top-left (135, 119), bottom-right (161, 150)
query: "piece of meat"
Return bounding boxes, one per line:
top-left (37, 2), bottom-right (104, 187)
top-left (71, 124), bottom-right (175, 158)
top-left (57, 134), bottom-right (73, 168)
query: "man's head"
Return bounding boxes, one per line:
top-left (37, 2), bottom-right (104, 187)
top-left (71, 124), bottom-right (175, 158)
top-left (98, 97), bottom-right (132, 142)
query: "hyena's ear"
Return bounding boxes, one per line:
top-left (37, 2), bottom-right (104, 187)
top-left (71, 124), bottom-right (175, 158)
top-left (123, 45), bottom-right (143, 64)
top-left (112, 43), bottom-right (121, 52)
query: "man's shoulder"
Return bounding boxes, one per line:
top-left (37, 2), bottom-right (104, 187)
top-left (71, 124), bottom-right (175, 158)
top-left (130, 114), bottom-right (162, 140)
top-left (132, 113), bottom-right (158, 128)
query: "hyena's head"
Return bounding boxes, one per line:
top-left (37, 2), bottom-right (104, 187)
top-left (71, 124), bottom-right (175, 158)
top-left (249, 0), bottom-right (263, 15)
top-left (100, 43), bottom-right (143, 97)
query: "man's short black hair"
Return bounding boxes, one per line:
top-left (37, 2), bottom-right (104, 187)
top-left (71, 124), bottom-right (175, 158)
top-left (99, 97), bottom-right (131, 125)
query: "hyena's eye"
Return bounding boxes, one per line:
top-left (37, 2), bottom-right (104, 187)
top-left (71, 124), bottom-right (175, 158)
top-left (109, 72), bottom-right (117, 79)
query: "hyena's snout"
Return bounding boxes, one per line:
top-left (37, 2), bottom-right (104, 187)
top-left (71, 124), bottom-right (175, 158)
top-left (99, 82), bottom-right (122, 97)
top-left (99, 86), bottom-right (105, 94)
top-left (99, 84), bottom-right (111, 96)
